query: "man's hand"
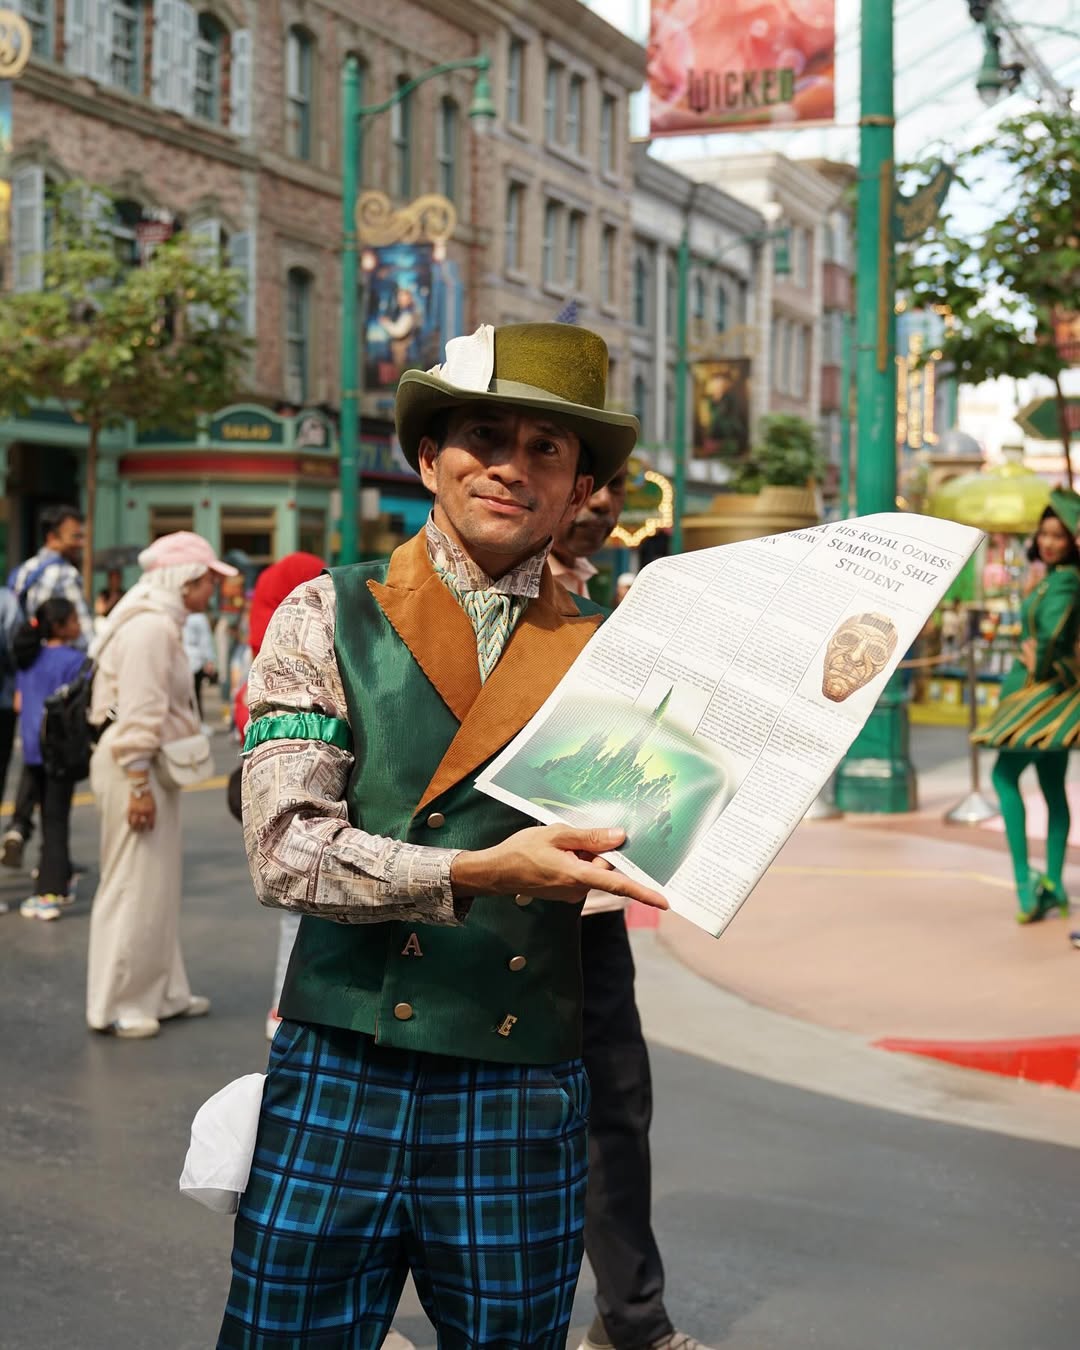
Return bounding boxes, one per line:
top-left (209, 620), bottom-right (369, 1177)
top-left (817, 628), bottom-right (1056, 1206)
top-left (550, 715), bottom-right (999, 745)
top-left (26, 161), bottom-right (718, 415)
top-left (451, 825), bottom-right (668, 910)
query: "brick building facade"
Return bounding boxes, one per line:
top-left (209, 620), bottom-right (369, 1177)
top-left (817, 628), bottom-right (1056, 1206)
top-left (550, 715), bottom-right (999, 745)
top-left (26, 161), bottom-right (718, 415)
top-left (1, 0), bottom-right (642, 574)
top-left (675, 151), bottom-right (852, 494)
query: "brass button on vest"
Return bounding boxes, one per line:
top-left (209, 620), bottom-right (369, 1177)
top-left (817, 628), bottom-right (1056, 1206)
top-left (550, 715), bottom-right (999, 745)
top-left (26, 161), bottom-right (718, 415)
top-left (426, 812), bottom-right (446, 829)
top-left (393, 1002), bottom-right (414, 1021)
top-left (514, 894), bottom-right (532, 907)
top-left (508, 956), bottom-right (527, 972)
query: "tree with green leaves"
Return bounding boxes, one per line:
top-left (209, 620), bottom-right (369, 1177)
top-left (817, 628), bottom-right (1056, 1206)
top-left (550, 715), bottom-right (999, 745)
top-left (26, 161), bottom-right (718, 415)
top-left (0, 186), bottom-right (252, 591)
top-left (899, 110), bottom-right (1080, 487)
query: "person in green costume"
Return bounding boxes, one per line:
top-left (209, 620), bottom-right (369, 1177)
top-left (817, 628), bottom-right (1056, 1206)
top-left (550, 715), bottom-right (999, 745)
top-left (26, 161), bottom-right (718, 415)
top-left (974, 487), bottom-right (1080, 923)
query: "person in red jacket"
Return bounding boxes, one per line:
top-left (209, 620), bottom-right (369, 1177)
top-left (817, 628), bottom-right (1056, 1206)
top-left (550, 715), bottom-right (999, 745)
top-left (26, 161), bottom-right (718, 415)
top-left (229, 553), bottom-right (325, 1037)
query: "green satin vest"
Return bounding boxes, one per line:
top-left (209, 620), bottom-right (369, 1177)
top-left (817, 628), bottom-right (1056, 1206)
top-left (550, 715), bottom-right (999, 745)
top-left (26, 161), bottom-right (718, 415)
top-left (278, 560), bottom-right (600, 1065)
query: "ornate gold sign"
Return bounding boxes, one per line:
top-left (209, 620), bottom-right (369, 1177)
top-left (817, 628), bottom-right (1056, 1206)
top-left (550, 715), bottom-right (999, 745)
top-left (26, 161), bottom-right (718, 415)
top-left (610, 456), bottom-right (675, 549)
top-left (355, 190), bottom-right (457, 247)
top-left (0, 9), bottom-right (31, 80)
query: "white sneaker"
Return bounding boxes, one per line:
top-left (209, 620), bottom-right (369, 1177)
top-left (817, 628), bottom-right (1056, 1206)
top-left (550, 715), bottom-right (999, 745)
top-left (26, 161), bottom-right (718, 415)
top-left (182, 995), bottom-right (211, 1018)
top-left (112, 1015), bottom-right (161, 1039)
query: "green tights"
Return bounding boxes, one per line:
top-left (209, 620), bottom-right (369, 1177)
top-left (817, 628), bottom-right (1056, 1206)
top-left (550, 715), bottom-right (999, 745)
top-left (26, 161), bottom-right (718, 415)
top-left (991, 750), bottom-right (1070, 894)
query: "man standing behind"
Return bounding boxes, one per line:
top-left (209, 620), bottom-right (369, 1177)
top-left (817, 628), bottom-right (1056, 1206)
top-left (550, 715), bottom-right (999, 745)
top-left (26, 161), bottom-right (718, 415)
top-left (2, 505), bottom-right (94, 869)
top-left (551, 475), bottom-right (714, 1350)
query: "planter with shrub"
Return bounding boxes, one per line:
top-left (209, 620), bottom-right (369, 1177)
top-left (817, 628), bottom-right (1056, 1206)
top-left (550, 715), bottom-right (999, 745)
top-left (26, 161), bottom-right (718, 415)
top-left (683, 414), bottom-right (825, 549)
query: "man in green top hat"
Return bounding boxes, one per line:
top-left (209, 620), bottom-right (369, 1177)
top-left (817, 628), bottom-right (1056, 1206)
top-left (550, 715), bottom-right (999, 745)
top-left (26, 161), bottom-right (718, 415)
top-left (219, 323), bottom-right (667, 1349)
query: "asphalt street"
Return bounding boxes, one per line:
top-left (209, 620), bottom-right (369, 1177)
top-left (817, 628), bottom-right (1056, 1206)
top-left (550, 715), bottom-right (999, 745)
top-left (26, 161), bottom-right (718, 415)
top-left (2, 747), bottom-right (1079, 1350)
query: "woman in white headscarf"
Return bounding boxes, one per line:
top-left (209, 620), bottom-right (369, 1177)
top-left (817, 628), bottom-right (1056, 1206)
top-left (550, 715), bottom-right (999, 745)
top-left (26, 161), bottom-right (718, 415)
top-left (86, 532), bottom-right (238, 1039)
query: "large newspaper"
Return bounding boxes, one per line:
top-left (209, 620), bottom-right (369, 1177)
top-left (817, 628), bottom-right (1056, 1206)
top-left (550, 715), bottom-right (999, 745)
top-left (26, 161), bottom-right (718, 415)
top-left (477, 512), bottom-right (982, 937)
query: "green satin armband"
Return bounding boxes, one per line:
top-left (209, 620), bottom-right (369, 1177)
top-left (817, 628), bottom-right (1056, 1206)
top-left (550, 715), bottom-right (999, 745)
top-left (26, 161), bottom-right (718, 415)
top-left (243, 712), bottom-right (352, 754)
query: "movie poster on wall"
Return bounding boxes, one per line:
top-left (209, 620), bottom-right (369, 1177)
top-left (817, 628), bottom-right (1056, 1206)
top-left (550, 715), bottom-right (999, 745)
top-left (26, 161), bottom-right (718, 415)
top-left (363, 243), bottom-right (444, 392)
top-left (649, 0), bottom-right (836, 137)
top-left (692, 360), bottom-right (752, 461)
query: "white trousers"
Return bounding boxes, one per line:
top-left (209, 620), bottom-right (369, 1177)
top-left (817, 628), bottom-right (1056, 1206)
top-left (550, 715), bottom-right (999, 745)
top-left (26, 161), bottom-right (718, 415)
top-left (86, 737), bottom-right (192, 1029)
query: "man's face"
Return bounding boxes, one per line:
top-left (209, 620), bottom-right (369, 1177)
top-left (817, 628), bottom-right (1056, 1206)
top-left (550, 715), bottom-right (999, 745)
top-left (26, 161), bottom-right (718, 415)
top-left (418, 404), bottom-right (593, 579)
top-left (555, 466), bottom-right (629, 561)
top-left (48, 515), bottom-right (85, 566)
top-left (821, 613), bottom-right (898, 703)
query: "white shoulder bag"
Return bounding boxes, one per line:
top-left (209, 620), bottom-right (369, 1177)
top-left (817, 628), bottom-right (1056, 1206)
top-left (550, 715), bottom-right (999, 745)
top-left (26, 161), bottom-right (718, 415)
top-left (156, 731), bottom-right (214, 790)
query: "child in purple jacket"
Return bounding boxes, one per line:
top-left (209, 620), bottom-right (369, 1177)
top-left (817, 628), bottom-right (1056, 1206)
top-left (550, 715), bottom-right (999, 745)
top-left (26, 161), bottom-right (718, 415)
top-left (13, 597), bottom-right (85, 920)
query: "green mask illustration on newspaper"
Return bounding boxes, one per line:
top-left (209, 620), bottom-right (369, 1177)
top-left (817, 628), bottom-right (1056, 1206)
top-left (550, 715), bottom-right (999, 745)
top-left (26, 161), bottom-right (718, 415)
top-left (490, 688), bottom-right (731, 885)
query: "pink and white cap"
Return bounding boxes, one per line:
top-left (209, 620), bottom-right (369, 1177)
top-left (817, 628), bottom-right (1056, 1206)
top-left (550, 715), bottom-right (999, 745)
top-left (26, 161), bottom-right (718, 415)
top-left (138, 531), bottom-right (239, 577)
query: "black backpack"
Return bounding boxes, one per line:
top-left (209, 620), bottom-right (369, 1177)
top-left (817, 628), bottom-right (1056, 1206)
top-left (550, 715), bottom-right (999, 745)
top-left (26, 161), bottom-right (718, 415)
top-left (40, 657), bottom-right (95, 782)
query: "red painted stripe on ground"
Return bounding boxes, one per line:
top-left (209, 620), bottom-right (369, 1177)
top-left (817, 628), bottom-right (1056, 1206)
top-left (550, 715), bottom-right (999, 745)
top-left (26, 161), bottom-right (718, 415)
top-left (626, 903), bottom-right (661, 930)
top-left (875, 1034), bottom-right (1080, 1091)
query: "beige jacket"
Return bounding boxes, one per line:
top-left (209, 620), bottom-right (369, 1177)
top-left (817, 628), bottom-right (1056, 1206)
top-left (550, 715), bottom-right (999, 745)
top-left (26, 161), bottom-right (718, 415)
top-left (91, 608), bottom-right (199, 772)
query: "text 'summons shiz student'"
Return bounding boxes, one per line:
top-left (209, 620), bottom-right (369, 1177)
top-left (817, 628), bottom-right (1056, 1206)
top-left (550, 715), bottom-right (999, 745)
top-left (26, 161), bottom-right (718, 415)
top-left (11, 598), bottom-right (85, 921)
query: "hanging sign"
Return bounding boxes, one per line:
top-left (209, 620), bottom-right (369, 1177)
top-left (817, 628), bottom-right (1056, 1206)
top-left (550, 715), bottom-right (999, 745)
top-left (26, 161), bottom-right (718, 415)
top-left (691, 359), bottom-right (752, 461)
top-left (893, 162), bottom-right (954, 242)
top-left (648, 0), bottom-right (835, 137)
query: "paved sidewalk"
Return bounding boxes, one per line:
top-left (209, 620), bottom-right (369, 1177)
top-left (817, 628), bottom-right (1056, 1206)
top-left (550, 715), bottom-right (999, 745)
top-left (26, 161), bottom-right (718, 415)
top-left (651, 743), bottom-right (1080, 1087)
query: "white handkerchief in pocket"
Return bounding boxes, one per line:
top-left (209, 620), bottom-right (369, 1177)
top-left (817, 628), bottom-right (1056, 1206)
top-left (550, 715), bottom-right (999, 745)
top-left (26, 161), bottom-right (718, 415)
top-left (179, 1072), bottom-right (266, 1214)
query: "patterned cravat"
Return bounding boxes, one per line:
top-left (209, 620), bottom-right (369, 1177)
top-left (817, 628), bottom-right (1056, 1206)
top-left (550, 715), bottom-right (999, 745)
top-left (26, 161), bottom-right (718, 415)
top-left (437, 570), bottom-right (525, 683)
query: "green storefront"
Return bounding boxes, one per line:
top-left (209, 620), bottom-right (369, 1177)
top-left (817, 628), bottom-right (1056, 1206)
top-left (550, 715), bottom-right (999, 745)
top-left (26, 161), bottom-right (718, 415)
top-left (1, 404), bottom-right (339, 584)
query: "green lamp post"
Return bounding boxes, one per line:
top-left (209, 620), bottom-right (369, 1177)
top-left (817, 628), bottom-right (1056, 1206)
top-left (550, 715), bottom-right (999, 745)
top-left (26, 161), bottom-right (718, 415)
top-left (834, 0), bottom-right (916, 813)
top-left (338, 53), bottom-right (495, 565)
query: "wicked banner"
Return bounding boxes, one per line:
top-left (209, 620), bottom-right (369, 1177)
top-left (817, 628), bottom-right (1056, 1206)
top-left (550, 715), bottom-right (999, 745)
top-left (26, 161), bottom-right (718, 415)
top-left (649, 0), bottom-right (835, 137)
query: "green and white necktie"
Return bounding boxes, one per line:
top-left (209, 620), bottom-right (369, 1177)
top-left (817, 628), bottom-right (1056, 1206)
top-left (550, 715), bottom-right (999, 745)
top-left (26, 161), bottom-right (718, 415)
top-left (437, 571), bottom-right (524, 683)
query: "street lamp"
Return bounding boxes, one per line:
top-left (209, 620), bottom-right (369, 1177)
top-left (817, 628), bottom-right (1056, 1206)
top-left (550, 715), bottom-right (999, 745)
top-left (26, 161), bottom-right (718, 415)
top-left (670, 211), bottom-right (790, 554)
top-left (975, 22), bottom-right (1024, 105)
top-left (338, 53), bottom-right (495, 565)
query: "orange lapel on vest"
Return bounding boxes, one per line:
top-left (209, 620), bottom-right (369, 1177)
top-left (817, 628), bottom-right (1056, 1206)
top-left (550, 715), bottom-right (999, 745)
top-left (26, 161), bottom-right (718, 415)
top-left (415, 565), bottom-right (601, 814)
top-left (368, 530), bottom-right (602, 812)
top-left (367, 532), bottom-right (481, 725)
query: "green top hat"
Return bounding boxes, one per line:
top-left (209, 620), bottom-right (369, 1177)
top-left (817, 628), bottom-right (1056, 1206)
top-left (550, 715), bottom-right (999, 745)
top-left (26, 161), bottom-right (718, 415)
top-left (395, 323), bottom-right (639, 488)
top-left (1048, 486), bottom-right (1080, 539)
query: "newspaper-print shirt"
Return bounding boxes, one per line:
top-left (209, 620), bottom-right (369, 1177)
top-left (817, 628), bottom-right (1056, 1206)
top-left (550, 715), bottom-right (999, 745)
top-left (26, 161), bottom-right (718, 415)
top-left (242, 520), bottom-right (548, 924)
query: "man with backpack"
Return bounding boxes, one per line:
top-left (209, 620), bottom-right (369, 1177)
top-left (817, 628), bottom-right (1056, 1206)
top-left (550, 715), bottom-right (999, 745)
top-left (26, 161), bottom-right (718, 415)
top-left (2, 505), bottom-right (94, 869)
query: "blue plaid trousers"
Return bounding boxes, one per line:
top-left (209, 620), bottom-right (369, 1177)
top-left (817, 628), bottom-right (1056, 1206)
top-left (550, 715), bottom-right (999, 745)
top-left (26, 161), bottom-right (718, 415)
top-left (218, 1021), bottom-right (591, 1349)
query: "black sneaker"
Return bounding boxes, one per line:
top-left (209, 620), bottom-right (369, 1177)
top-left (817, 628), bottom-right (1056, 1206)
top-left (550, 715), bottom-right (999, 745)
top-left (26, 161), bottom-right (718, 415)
top-left (1070, 930), bottom-right (1080, 950)
top-left (1, 830), bottom-right (24, 869)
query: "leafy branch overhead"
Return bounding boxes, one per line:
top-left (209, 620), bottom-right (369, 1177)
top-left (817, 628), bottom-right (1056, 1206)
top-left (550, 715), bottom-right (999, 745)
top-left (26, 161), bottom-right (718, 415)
top-left (0, 183), bottom-right (253, 587)
top-left (897, 110), bottom-right (1080, 389)
top-left (0, 183), bottom-right (253, 433)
